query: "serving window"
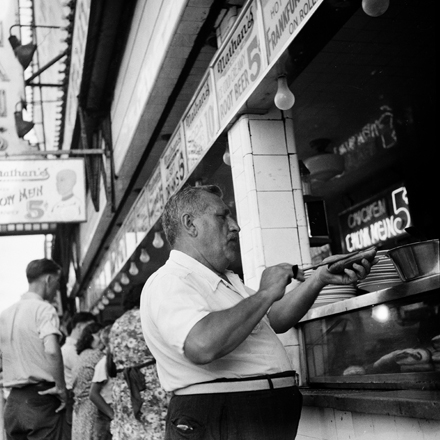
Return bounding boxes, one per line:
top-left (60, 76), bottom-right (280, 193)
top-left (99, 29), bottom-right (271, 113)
top-left (298, 275), bottom-right (440, 390)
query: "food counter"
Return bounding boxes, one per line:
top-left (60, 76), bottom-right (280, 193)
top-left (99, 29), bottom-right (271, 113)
top-left (296, 274), bottom-right (440, 420)
top-left (298, 274), bottom-right (440, 388)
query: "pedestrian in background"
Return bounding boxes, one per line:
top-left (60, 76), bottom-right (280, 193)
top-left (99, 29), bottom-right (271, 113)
top-left (90, 324), bottom-right (114, 440)
top-left (108, 285), bottom-right (168, 440)
top-left (61, 311), bottom-right (96, 440)
top-left (0, 258), bottom-right (67, 440)
top-left (71, 322), bottom-right (104, 440)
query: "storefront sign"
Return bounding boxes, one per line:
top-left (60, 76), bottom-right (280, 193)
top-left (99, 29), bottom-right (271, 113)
top-left (146, 165), bottom-right (165, 228)
top-left (213, 0), bottom-right (266, 127)
top-left (183, 72), bottom-right (219, 173)
top-left (261, 0), bottom-right (324, 63)
top-left (332, 105), bottom-right (397, 171)
top-left (339, 186), bottom-right (411, 252)
top-left (0, 159), bottom-right (86, 224)
top-left (161, 125), bottom-right (188, 200)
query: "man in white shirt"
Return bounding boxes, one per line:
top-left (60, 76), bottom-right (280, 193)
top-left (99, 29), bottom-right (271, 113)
top-left (0, 259), bottom-right (66, 440)
top-left (141, 185), bottom-right (374, 439)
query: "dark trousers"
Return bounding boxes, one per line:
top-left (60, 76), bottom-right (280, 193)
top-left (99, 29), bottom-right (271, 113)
top-left (61, 389), bottom-right (74, 440)
top-left (4, 382), bottom-right (64, 440)
top-left (165, 386), bottom-right (302, 440)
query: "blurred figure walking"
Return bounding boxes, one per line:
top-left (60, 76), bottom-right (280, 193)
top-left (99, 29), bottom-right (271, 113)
top-left (108, 285), bottom-right (168, 440)
top-left (71, 322), bottom-right (104, 440)
top-left (61, 312), bottom-right (96, 440)
top-left (90, 324), bottom-right (114, 440)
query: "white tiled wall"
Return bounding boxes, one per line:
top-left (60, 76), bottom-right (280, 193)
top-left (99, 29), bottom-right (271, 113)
top-left (227, 110), bottom-right (311, 374)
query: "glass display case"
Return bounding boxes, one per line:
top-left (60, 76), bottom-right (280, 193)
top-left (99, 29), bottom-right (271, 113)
top-left (298, 275), bottom-right (440, 390)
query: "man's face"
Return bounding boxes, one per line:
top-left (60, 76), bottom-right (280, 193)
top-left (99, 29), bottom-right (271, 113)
top-left (45, 272), bottom-right (61, 302)
top-left (192, 192), bottom-right (240, 273)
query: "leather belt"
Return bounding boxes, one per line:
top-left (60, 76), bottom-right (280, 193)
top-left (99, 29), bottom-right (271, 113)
top-left (174, 376), bottom-right (296, 395)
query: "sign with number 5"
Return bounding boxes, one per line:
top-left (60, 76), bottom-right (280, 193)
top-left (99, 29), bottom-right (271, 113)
top-left (213, 0), bottom-right (266, 128)
top-left (0, 159), bottom-right (86, 224)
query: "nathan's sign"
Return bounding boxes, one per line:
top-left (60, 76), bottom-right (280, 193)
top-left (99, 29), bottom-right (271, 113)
top-left (261, 0), bottom-right (324, 63)
top-left (183, 72), bottom-right (219, 173)
top-left (0, 159), bottom-right (86, 224)
top-left (339, 186), bottom-right (411, 253)
top-left (160, 125), bottom-right (188, 200)
top-left (213, 0), bottom-right (265, 127)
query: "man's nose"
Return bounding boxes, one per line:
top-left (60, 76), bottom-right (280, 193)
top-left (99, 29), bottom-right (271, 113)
top-left (229, 217), bottom-right (240, 232)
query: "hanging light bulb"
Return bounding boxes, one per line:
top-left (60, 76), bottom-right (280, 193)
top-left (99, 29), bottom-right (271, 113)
top-left (274, 75), bottom-right (295, 111)
top-left (362, 0), bottom-right (389, 17)
top-left (101, 296), bottom-right (110, 305)
top-left (113, 282), bottom-right (122, 292)
top-left (223, 147), bottom-right (231, 166)
top-left (120, 272), bottom-right (130, 285)
top-left (129, 261), bottom-right (139, 276)
top-left (139, 248), bottom-right (150, 263)
top-left (152, 231), bottom-right (164, 248)
top-left (97, 302), bottom-right (105, 310)
top-left (92, 307), bottom-right (100, 315)
top-left (106, 290), bottom-right (116, 300)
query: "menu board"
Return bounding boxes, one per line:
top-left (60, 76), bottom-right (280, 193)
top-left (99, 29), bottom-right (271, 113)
top-left (338, 186), bottom-right (411, 253)
top-left (161, 124), bottom-right (188, 200)
top-left (213, 0), bottom-right (266, 128)
top-left (261, 0), bottom-right (324, 64)
top-left (183, 72), bottom-right (219, 173)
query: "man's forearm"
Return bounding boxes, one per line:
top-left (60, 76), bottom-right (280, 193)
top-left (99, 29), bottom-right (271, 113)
top-left (184, 290), bottom-right (275, 364)
top-left (268, 275), bottom-right (326, 333)
top-left (44, 336), bottom-right (66, 390)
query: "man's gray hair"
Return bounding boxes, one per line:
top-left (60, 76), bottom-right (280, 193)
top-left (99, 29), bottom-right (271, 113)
top-left (161, 184), bottom-right (223, 247)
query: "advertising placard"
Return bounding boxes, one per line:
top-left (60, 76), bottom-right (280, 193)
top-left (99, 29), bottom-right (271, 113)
top-left (0, 159), bottom-right (86, 224)
top-left (146, 165), bottom-right (165, 228)
top-left (261, 0), bottom-right (324, 64)
top-left (183, 72), bottom-right (219, 173)
top-left (338, 186), bottom-right (411, 253)
top-left (213, 0), bottom-right (266, 128)
top-left (160, 124), bottom-right (188, 200)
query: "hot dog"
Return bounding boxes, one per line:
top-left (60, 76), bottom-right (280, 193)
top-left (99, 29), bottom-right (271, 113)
top-left (327, 246), bottom-right (377, 274)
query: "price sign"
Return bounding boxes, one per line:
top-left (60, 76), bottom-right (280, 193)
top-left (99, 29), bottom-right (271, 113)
top-left (213, 0), bottom-right (265, 127)
top-left (161, 124), bottom-right (188, 200)
top-left (146, 166), bottom-right (165, 228)
top-left (183, 72), bottom-right (219, 173)
top-left (0, 159), bottom-right (86, 224)
top-left (261, 0), bottom-right (324, 64)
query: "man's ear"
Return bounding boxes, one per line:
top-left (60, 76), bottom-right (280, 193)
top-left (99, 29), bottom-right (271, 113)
top-left (181, 213), bottom-right (198, 237)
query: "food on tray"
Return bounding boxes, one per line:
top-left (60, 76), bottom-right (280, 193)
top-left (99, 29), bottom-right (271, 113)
top-left (343, 365), bottom-right (366, 376)
top-left (431, 335), bottom-right (440, 351)
top-left (394, 348), bottom-right (431, 365)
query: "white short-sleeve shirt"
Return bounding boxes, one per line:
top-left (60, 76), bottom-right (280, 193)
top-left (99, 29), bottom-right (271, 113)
top-left (140, 250), bottom-right (292, 392)
top-left (0, 292), bottom-right (62, 388)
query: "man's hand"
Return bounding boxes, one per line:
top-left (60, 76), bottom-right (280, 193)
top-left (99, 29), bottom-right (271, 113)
top-left (39, 385), bottom-right (67, 413)
top-left (259, 263), bottom-right (298, 301)
top-left (314, 254), bottom-right (377, 286)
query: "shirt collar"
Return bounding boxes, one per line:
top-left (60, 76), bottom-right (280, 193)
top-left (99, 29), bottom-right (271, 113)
top-left (21, 291), bottom-right (44, 302)
top-left (169, 250), bottom-right (235, 291)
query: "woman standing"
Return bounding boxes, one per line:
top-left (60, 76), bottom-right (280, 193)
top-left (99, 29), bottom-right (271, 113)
top-left (108, 285), bottom-right (168, 440)
top-left (72, 322), bottom-right (104, 440)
